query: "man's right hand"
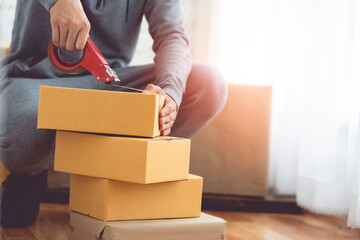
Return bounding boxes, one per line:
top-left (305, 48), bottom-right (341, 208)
top-left (49, 0), bottom-right (90, 51)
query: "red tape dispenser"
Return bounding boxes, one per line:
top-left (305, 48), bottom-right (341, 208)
top-left (48, 38), bottom-right (143, 92)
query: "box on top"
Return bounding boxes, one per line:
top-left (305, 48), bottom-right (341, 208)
top-left (37, 86), bottom-right (165, 137)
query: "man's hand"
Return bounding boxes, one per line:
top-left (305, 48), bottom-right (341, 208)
top-left (144, 84), bottom-right (177, 136)
top-left (49, 0), bottom-right (90, 51)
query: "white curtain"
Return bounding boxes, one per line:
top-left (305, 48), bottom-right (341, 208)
top-left (0, 0), bottom-right (16, 60)
top-left (0, 0), bottom-right (16, 42)
top-left (211, 0), bottom-right (360, 228)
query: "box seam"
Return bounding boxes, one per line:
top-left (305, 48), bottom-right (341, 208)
top-left (103, 179), bottom-right (109, 221)
top-left (144, 141), bottom-right (150, 183)
top-left (152, 95), bottom-right (160, 137)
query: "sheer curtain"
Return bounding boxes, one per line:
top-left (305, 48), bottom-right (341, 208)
top-left (211, 0), bottom-right (360, 228)
top-left (0, 0), bottom-right (16, 59)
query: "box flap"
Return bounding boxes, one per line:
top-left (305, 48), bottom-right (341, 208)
top-left (148, 136), bottom-right (188, 142)
top-left (70, 211), bottom-right (108, 240)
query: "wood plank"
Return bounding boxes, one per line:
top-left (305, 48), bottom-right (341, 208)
top-left (28, 204), bottom-right (69, 240)
top-left (2, 203), bottom-right (360, 240)
top-left (206, 211), bottom-right (360, 240)
top-left (1, 203), bottom-right (69, 240)
top-left (1, 227), bottom-right (37, 240)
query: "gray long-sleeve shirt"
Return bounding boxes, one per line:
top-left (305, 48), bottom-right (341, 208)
top-left (2, 0), bottom-right (191, 107)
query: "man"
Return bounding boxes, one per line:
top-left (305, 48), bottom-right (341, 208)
top-left (0, 0), bottom-right (227, 228)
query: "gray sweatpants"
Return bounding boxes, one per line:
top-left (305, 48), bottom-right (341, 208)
top-left (0, 64), bottom-right (227, 175)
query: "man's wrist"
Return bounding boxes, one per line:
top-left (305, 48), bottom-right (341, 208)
top-left (162, 87), bottom-right (182, 111)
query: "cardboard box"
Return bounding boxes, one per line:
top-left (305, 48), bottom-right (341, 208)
top-left (69, 174), bottom-right (203, 221)
top-left (69, 211), bottom-right (227, 240)
top-left (190, 84), bottom-right (272, 197)
top-left (37, 86), bottom-right (165, 137)
top-left (0, 41), bottom-right (10, 60)
top-left (54, 131), bottom-right (191, 184)
top-left (0, 161), bottom-right (9, 183)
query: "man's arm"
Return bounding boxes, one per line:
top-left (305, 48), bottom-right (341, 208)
top-left (144, 0), bottom-right (192, 135)
top-left (39, 0), bottom-right (90, 51)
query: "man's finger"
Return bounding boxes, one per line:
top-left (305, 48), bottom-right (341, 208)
top-left (160, 102), bottom-right (176, 117)
top-left (159, 115), bottom-right (171, 125)
top-left (160, 110), bottom-right (177, 124)
top-left (169, 111), bottom-right (177, 122)
top-left (160, 121), bottom-right (174, 131)
top-left (59, 23), bottom-right (68, 48)
top-left (52, 24), bottom-right (60, 47)
top-left (66, 27), bottom-right (78, 51)
top-left (144, 84), bottom-right (156, 91)
top-left (144, 84), bottom-right (163, 94)
top-left (75, 28), bottom-right (88, 50)
top-left (162, 129), bottom-right (171, 136)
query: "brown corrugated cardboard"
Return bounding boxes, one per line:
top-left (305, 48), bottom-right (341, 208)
top-left (37, 86), bottom-right (165, 137)
top-left (190, 84), bottom-right (272, 197)
top-left (69, 211), bottom-right (227, 240)
top-left (0, 162), bottom-right (9, 183)
top-left (69, 174), bottom-right (203, 221)
top-left (54, 131), bottom-right (190, 184)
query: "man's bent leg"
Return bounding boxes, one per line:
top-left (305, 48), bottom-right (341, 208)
top-left (171, 64), bottom-right (228, 138)
top-left (0, 77), bottom-right (53, 227)
top-left (0, 65), bottom-right (155, 175)
top-left (0, 64), bottom-right (225, 174)
top-left (0, 65), bottom-right (155, 227)
top-left (0, 79), bottom-right (56, 175)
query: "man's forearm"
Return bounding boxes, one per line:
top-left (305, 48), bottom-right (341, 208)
top-left (145, 0), bottom-right (192, 109)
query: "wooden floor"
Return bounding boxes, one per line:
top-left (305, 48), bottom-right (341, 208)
top-left (1, 203), bottom-right (359, 240)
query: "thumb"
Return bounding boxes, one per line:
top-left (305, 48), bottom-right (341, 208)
top-left (144, 84), bottom-right (164, 94)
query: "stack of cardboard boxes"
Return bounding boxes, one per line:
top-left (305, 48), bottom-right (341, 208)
top-left (37, 86), bottom-right (226, 239)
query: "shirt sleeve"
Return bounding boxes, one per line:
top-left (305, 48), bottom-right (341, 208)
top-left (144, 0), bottom-right (192, 108)
top-left (38, 0), bottom-right (57, 11)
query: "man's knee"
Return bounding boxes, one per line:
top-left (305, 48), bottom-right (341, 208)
top-left (0, 82), bottom-right (54, 174)
top-left (187, 64), bottom-right (228, 118)
top-left (0, 128), bottom-right (55, 175)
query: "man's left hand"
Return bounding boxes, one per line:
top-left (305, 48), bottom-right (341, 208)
top-left (144, 84), bottom-right (177, 136)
